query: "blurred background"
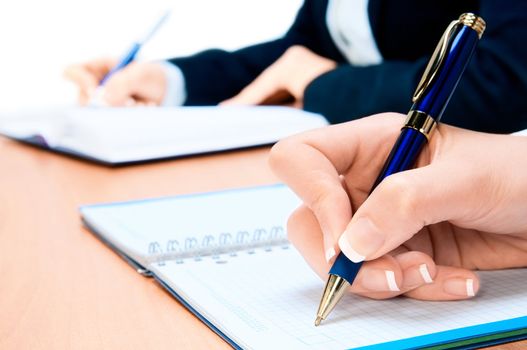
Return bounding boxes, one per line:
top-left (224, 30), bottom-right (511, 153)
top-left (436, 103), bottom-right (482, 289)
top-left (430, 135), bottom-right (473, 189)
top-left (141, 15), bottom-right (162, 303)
top-left (0, 0), bottom-right (302, 110)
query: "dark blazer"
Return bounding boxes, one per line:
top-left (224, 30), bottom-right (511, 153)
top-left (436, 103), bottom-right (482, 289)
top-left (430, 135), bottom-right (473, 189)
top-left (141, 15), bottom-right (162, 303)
top-left (169, 0), bottom-right (527, 133)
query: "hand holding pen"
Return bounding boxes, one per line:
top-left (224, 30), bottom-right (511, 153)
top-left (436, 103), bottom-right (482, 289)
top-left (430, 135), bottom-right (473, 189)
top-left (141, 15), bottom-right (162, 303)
top-left (269, 13), bottom-right (497, 324)
top-left (312, 13), bottom-right (486, 325)
top-left (64, 11), bottom-right (170, 106)
top-left (269, 111), bottom-right (527, 314)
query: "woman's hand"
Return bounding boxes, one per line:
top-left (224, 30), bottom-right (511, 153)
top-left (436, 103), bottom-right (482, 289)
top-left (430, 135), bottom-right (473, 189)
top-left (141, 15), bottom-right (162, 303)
top-left (221, 45), bottom-right (337, 108)
top-left (270, 113), bottom-right (527, 301)
top-left (64, 58), bottom-right (167, 106)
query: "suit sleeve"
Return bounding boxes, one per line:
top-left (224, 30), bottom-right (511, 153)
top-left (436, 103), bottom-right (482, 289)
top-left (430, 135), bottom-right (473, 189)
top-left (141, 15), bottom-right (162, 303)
top-left (168, 0), bottom-right (323, 105)
top-left (304, 0), bottom-right (527, 133)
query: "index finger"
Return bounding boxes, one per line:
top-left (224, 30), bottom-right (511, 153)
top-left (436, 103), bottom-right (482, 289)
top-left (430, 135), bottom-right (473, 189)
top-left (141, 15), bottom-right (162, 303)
top-left (269, 113), bottom-right (404, 255)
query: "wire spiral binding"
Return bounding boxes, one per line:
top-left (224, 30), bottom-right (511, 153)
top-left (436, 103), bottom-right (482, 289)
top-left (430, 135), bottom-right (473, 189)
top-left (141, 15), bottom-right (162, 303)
top-left (146, 225), bottom-right (288, 265)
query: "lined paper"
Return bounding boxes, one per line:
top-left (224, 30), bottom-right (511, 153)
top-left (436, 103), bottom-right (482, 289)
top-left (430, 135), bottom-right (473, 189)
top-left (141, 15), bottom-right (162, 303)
top-left (152, 246), bottom-right (527, 350)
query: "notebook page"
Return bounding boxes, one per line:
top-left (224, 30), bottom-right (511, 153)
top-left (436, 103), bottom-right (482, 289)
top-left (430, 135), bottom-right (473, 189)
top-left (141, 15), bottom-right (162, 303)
top-left (151, 246), bottom-right (527, 350)
top-left (58, 106), bottom-right (328, 163)
top-left (80, 185), bottom-right (301, 268)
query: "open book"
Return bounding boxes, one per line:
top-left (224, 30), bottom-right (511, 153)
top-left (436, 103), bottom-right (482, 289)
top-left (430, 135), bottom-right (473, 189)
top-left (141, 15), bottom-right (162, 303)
top-left (0, 106), bottom-right (327, 165)
top-left (80, 184), bottom-right (527, 350)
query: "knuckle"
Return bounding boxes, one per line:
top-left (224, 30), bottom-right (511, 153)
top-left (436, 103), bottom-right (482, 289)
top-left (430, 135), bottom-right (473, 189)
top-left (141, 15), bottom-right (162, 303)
top-left (268, 138), bottom-right (300, 175)
top-left (306, 177), bottom-right (343, 213)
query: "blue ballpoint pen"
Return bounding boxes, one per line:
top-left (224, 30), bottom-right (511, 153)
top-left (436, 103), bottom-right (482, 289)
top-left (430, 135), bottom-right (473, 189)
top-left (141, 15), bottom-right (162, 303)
top-left (91, 11), bottom-right (171, 103)
top-left (315, 13), bottom-right (486, 326)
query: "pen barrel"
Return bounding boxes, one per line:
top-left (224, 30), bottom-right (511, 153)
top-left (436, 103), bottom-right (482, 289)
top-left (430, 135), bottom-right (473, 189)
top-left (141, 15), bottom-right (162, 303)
top-left (412, 24), bottom-right (480, 121)
top-left (370, 127), bottom-right (428, 191)
top-left (99, 42), bottom-right (141, 86)
top-left (329, 126), bottom-right (428, 283)
top-left (329, 254), bottom-right (363, 282)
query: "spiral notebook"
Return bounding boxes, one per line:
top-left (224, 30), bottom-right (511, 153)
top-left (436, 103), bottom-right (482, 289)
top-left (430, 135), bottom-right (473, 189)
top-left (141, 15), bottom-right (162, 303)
top-left (80, 184), bottom-right (527, 350)
top-left (0, 106), bottom-right (327, 165)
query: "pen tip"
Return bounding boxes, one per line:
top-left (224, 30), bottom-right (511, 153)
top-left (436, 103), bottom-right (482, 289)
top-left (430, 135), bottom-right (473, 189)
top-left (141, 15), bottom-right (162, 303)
top-left (315, 317), bottom-right (322, 327)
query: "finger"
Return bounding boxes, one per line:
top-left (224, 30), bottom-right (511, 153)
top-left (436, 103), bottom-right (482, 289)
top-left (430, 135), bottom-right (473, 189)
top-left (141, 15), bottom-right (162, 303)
top-left (221, 65), bottom-right (285, 106)
top-left (392, 251), bottom-right (436, 289)
top-left (279, 146), bottom-right (350, 260)
top-left (102, 62), bottom-right (166, 106)
top-left (64, 58), bottom-right (117, 103)
top-left (271, 114), bottom-right (404, 259)
top-left (288, 204), bottom-right (402, 295)
top-left (350, 250), bottom-right (439, 299)
top-left (83, 57), bottom-right (118, 78)
top-left (404, 265), bottom-right (479, 301)
top-left (64, 65), bottom-right (100, 103)
top-left (349, 255), bottom-right (404, 299)
top-left (287, 205), bottom-right (329, 273)
top-left (337, 153), bottom-right (493, 263)
top-left (288, 206), bottom-right (442, 299)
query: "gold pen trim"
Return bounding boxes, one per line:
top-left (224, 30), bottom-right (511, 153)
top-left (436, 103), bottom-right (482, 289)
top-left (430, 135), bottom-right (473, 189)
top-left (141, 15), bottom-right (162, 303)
top-left (412, 20), bottom-right (458, 103)
top-left (413, 13), bottom-right (486, 103)
top-left (315, 274), bottom-right (350, 326)
top-left (459, 13), bottom-right (486, 38)
top-left (403, 111), bottom-right (437, 140)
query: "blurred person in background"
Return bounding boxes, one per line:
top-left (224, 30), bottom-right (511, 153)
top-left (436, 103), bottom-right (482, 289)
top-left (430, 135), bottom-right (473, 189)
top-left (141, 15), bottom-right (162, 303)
top-left (66, 0), bottom-right (527, 133)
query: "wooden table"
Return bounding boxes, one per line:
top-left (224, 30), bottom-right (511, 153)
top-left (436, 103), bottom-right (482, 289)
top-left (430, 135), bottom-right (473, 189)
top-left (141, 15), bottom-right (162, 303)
top-left (0, 138), bottom-right (523, 349)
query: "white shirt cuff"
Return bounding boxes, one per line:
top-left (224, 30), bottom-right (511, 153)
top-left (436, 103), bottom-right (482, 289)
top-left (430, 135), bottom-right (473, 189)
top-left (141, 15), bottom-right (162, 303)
top-left (159, 61), bottom-right (187, 106)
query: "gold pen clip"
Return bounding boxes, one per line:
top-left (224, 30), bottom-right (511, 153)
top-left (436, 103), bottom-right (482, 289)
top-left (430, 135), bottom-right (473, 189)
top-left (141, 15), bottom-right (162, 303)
top-left (412, 20), bottom-right (460, 103)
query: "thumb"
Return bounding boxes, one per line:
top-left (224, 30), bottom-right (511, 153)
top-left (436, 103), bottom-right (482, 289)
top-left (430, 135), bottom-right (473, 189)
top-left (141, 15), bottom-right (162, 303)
top-left (337, 161), bottom-right (482, 262)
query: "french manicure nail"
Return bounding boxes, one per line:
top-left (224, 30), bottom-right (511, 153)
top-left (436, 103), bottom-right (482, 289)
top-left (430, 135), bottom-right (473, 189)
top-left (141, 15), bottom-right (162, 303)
top-left (338, 234), bottom-right (365, 262)
top-left (385, 270), bottom-right (400, 292)
top-left (361, 269), bottom-right (399, 292)
top-left (337, 217), bottom-right (384, 263)
top-left (444, 278), bottom-right (477, 297)
top-left (325, 247), bottom-right (336, 263)
top-left (466, 279), bottom-right (475, 297)
top-left (419, 264), bottom-right (434, 284)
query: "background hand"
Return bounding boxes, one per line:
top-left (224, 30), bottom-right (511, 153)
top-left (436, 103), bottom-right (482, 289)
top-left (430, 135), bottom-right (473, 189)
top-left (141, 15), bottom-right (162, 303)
top-left (270, 113), bottom-right (527, 301)
top-left (221, 46), bottom-right (336, 107)
top-left (64, 58), bottom-right (167, 106)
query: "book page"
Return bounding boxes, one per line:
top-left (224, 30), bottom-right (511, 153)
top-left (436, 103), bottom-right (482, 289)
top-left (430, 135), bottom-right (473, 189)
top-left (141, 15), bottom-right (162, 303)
top-left (151, 247), bottom-right (527, 350)
top-left (1, 106), bottom-right (328, 163)
top-left (80, 185), bottom-right (301, 268)
top-left (0, 108), bottom-right (68, 147)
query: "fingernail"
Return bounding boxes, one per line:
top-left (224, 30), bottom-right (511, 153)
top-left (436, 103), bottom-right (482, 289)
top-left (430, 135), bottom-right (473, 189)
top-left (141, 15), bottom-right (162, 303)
top-left (466, 279), bottom-right (475, 297)
top-left (385, 270), bottom-right (400, 292)
top-left (361, 269), bottom-right (399, 292)
top-left (325, 247), bottom-right (336, 263)
top-left (419, 264), bottom-right (434, 284)
top-left (444, 278), bottom-right (477, 297)
top-left (338, 217), bottom-right (384, 263)
top-left (403, 263), bottom-right (433, 288)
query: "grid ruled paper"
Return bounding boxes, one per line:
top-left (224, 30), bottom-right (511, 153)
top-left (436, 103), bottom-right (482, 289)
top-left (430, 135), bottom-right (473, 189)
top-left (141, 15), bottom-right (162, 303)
top-left (152, 246), bottom-right (527, 350)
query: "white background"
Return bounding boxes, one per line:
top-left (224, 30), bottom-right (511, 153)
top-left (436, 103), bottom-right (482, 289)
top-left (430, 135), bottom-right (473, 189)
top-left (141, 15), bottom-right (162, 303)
top-left (0, 0), bottom-right (302, 110)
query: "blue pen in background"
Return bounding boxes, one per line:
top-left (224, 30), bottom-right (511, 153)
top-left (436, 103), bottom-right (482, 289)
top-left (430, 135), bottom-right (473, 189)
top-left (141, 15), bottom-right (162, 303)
top-left (91, 10), bottom-right (171, 104)
top-left (315, 13), bottom-right (486, 326)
